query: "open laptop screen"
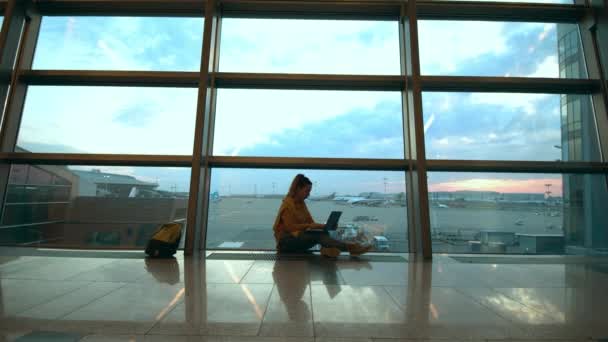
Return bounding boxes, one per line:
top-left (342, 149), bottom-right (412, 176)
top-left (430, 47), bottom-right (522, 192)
top-left (324, 211), bottom-right (342, 231)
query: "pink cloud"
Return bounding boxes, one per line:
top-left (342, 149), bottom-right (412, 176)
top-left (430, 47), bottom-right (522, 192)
top-left (429, 177), bottom-right (563, 196)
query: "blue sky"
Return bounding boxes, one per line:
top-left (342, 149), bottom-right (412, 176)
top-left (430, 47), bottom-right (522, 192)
top-left (13, 16), bottom-right (590, 194)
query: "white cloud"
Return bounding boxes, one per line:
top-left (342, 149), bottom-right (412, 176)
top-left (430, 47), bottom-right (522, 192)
top-left (418, 20), bottom-right (508, 74)
top-left (34, 17), bottom-right (202, 71)
top-left (460, 137), bottom-right (475, 144)
top-left (219, 19), bottom-right (400, 75)
top-left (212, 89), bottom-right (398, 155)
top-left (418, 21), bottom-right (559, 78)
top-left (19, 87), bottom-right (197, 155)
top-left (469, 92), bottom-right (550, 115)
top-left (538, 23), bottom-right (554, 41)
top-left (355, 137), bottom-right (402, 154)
top-left (528, 55), bottom-right (559, 78)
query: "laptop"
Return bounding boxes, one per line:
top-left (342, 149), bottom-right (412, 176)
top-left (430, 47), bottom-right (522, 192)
top-left (324, 211), bottom-right (342, 231)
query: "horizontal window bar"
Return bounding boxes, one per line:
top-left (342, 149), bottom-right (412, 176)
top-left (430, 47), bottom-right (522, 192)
top-left (35, 0), bottom-right (206, 16)
top-left (209, 156), bottom-right (409, 170)
top-left (220, 0), bottom-right (402, 20)
top-left (420, 76), bottom-right (600, 94)
top-left (22, 72), bottom-right (598, 94)
top-left (0, 220), bottom-right (66, 230)
top-left (4, 202), bottom-right (70, 206)
top-left (416, 1), bottom-right (585, 23)
top-left (8, 183), bottom-right (72, 188)
top-left (0, 153), bottom-right (192, 167)
top-left (20, 70), bottom-right (200, 87)
top-left (427, 160), bottom-right (608, 173)
top-left (30, 0), bottom-right (588, 21)
top-left (214, 72), bottom-right (404, 90)
top-left (3, 153), bottom-right (605, 174)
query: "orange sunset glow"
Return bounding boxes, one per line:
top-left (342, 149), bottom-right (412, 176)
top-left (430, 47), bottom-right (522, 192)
top-left (428, 178), bottom-right (563, 196)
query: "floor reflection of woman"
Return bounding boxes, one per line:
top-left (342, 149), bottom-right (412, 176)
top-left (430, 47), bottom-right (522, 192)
top-left (272, 174), bottom-right (371, 258)
top-left (272, 261), bottom-right (310, 320)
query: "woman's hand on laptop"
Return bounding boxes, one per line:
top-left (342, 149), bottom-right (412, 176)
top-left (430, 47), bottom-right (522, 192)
top-left (309, 223), bottom-right (325, 230)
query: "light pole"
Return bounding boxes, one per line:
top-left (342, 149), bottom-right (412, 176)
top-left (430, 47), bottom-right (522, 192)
top-left (554, 144), bottom-right (562, 162)
top-left (102, 175), bottom-right (110, 197)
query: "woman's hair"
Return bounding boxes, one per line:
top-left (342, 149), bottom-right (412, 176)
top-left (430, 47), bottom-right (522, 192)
top-left (287, 174), bottom-right (312, 198)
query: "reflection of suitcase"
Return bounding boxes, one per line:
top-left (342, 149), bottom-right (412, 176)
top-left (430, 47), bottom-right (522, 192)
top-left (145, 223), bottom-right (183, 258)
top-left (145, 257), bottom-right (180, 284)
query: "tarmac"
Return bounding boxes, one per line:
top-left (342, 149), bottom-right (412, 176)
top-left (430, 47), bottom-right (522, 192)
top-left (206, 197), bottom-right (563, 253)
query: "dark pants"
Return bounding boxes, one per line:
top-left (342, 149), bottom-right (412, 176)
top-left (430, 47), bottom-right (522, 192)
top-left (277, 230), bottom-right (348, 253)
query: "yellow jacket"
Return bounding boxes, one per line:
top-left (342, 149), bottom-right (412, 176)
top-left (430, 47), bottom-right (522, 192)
top-left (273, 196), bottom-right (315, 242)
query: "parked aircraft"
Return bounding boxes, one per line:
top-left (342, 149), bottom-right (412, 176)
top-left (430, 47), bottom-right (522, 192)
top-left (309, 192), bottom-right (337, 201)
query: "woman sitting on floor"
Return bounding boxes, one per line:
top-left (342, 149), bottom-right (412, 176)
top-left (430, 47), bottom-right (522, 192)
top-left (272, 174), bottom-right (371, 258)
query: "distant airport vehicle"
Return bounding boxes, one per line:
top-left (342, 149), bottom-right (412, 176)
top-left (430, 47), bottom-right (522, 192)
top-left (373, 236), bottom-right (390, 251)
top-left (515, 219), bottom-right (524, 226)
top-left (353, 215), bottom-right (379, 222)
top-left (338, 224), bottom-right (360, 240)
top-left (210, 191), bottom-right (221, 203)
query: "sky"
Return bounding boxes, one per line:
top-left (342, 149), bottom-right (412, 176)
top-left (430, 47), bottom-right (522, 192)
top-left (11, 13), bottom-right (593, 196)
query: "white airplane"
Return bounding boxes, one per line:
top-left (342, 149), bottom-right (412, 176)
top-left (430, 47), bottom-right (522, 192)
top-left (309, 192), bottom-right (337, 201)
top-left (334, 195), bottom-right (390, 207)
top-left (333, 195), bottom-right (367, 204)
top-left (438, 203), bottom-right (449, 208)
top-left (333, 195), bottom-right (377, 204)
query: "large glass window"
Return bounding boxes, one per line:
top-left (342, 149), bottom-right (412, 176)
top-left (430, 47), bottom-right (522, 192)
top-left (213, 89), bottom-right (404, 158)
top-left (0, 165), bottom-right (190, 248)
top-left (207, 168), bottom-right (408, 252)
top-left (17, 86), bottom-right (197, 155)
top-left (219, 18), bottom-right (400, 74)
top-left (423, 93), bottom-right (601, 161)
top-left (33, 17), bottom-right (204, 71)
top-left (419, 21), bottom-right (586, 78)
top-left (428, 172), bottom-right (608, 254)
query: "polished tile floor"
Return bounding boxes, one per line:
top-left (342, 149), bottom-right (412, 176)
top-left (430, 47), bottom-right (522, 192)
top-left (1, 249), bottom-right (607, 341)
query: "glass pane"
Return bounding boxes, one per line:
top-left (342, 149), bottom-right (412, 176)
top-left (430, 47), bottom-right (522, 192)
top-left (419, 21), bottom-right (586, 78)
top-left (219, 18), bottom-right (400, 74)
top-left (207, 168), bottom-right (408, 252)
top-left (0, 165), bottom-right (191, 248)
top-left (213, 89), bottom-right (404, 158)
top-left (428, 172), bottom-right (608, 254)
top-left (17, 86), bottom-right (197, 155)
top-left (33, 17), bottom-right (204, 71)
top-left (423, 93), bottom-right (601, 161)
